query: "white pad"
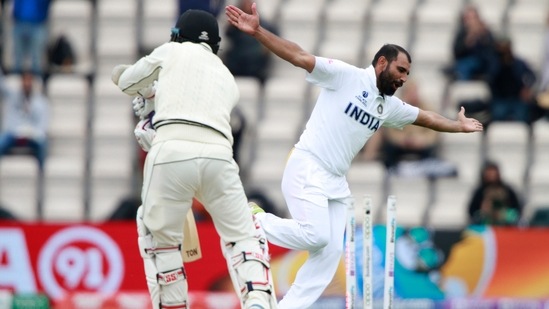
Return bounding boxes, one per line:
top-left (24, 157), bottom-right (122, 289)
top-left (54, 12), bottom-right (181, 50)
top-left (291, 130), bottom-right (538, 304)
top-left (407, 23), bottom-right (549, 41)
top-left (137, 206), bottom-right (188, 309)
top-left (222, 214), bottom-right (278, 308)
top-left (137, 207), bottom-right (160, 308)
top-left (157, 266), bottom-right (187, 309)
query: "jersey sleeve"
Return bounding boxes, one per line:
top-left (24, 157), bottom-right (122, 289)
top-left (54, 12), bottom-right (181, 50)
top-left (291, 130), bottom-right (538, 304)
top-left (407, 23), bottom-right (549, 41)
top-left (383, 97), bottom-right (420, 129)
top-left (305, 57), bottom-right (352, 90)
top-left (118, 43), bottom-right (168, 96)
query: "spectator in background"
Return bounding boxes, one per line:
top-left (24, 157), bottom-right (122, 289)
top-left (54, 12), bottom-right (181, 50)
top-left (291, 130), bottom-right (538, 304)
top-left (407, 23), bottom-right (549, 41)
top-left (222, 0), bottom-right (279, 86)
top-left (370, 80), bottom-right (458, 178)
top-left (445, 4), bottom-right (496, 81)
top-left (380, 80), bottom-right (440, 169)
top-left (8, 0), bottom-right (52, 76)
top-left (0, 71), bottom-right (49, 169)
top-left (486, 35), bottom-right (538, 125)
top-left (178, 0), bottom-right (225, 18)
top-left (535, 13), bottom-right (549, 118)
top-left (46, 34), bottom-right (76, 74)
top-left (222, 0), bottom-right (279, 169)
top-left (467, 161), bottom-right (522, 226)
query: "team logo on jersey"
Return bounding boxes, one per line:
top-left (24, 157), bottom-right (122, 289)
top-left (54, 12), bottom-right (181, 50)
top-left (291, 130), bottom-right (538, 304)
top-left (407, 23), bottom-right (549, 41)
top-left (355, 91), bottom-right (369, 106)
top-left (377, 104), bottom-right (383, 114)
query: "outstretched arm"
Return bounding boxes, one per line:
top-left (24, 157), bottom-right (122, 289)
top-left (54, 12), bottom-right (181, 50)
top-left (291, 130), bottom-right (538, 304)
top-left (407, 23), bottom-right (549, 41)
top-left (414, 106), bottom-right (484, 133)
top-left (225, 3), bottom-right (316, 73)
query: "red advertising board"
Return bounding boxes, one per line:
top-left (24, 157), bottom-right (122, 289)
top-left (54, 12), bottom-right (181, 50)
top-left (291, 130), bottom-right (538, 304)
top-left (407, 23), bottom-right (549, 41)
top-left (3, 221), bottom-right (549, 308)
top-left (0, 220), bottom-right (288, 304)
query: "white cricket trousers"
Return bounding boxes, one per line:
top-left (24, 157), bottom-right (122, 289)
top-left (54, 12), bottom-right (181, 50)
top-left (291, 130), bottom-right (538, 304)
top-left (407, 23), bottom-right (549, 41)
top-left (141, 124), bottom-right (257, 256)
top-left (257, 148), bottom-right (351, 309)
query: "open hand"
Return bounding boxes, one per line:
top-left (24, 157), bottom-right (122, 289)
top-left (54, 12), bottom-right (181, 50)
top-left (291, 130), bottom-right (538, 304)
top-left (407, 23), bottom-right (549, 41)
top-left (458, 106), bottom-right (484, 132)
top-left (225, 3), bottom-right (260, 36)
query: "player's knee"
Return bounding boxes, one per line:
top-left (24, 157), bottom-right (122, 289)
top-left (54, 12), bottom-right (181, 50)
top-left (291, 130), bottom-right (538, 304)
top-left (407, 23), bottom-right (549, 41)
top-left (137, 207), bottom-right (188, 308)
top-left (142, 216), bottom-right (164, 237)
top-left (309, 234), bottom-right (329, 250)
top-left (304, 227), bottom-right (329, 250)
top-left (328, 235), bottom-right (344, 255)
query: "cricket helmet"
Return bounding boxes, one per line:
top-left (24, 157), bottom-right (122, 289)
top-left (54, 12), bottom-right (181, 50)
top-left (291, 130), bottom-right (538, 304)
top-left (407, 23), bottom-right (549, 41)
top-left (170, 9), bottom-right (221, 54)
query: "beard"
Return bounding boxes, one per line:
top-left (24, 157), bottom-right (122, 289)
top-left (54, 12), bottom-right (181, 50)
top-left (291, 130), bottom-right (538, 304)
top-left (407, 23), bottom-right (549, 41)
top-left (378, 67), bottom-right (401, 96)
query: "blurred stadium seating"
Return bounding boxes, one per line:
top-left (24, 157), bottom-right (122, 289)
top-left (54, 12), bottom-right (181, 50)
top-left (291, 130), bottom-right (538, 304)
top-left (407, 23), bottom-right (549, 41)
top-left (0, 0), bottom-right (547, 230)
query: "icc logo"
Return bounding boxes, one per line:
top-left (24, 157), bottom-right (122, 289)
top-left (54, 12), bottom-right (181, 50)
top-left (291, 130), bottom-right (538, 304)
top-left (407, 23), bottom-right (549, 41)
top-left (38, 226), bottom-right (124, 300)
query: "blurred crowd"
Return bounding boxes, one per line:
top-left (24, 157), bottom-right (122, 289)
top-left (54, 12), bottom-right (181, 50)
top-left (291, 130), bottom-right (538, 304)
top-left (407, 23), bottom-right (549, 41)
top-left (444, 4), bottom-right (549, 226)
top-left (363, 3), bottom-right (549, 227)
top-left (445, 4), bottom-right (549, 126)
top-left (0, 0), bottom-right (548, 228)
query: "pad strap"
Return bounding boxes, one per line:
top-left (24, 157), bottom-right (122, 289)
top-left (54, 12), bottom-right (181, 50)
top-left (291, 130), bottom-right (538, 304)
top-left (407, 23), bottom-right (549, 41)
top-left (230, 250), bottom-right (273, 297)
top-left (138, 235), bottom-right (181, 259)
top-left (230, 251), bottom-right (270, 269)
top-left (243, 280), bottom-right (273, 296)
top-left (146, 245), bottom-right (181, 255)
top-left (160, 302), bottom-right (187, 309)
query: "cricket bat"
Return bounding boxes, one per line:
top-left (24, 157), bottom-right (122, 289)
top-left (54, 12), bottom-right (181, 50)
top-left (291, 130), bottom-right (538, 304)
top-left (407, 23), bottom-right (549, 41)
top-left (182, 209), bottom-right (202, 262)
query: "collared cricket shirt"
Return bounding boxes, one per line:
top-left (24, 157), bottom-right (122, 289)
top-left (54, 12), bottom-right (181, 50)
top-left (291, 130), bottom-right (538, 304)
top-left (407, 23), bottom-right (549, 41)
top-left (296, 57), bottom-right (419, 176)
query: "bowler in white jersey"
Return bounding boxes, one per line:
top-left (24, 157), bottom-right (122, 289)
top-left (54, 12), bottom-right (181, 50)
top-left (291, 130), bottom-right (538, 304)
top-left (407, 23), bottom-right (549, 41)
top-left (227, 4), bottom-right (484, 308)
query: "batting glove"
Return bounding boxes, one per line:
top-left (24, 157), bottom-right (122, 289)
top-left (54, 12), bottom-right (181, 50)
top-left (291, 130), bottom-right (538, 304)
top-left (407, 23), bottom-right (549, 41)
top-left (132, 96), bottom-right (155, 119)
top-left (134, 118), bottom-right (156, 152)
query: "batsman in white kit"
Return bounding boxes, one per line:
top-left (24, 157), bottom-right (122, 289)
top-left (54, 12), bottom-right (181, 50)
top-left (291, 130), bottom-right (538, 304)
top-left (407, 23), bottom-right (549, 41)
top-left (111, 9), bottom-right (276, 309)
top-left (226, 3), bottom-right (484, 308)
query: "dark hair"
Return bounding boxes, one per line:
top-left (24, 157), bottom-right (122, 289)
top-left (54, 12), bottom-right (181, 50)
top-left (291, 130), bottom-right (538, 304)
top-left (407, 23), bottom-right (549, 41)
top-left (371, 44), bottom-right (412, 66)
top-left (480, 160), bottom-right (501, 184)
top-left (482, 160), bottom-right (500, 173)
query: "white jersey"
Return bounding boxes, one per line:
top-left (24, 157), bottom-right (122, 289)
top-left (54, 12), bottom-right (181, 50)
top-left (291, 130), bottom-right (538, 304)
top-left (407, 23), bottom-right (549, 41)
top-left (117, 41), bottom-right (239, 145)
top-left (296, 57), bottom-right (419, 176)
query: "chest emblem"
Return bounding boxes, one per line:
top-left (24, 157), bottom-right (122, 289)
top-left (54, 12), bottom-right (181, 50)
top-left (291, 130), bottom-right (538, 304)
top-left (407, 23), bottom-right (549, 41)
top-left (355, 91), bottom-right (369, 106)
